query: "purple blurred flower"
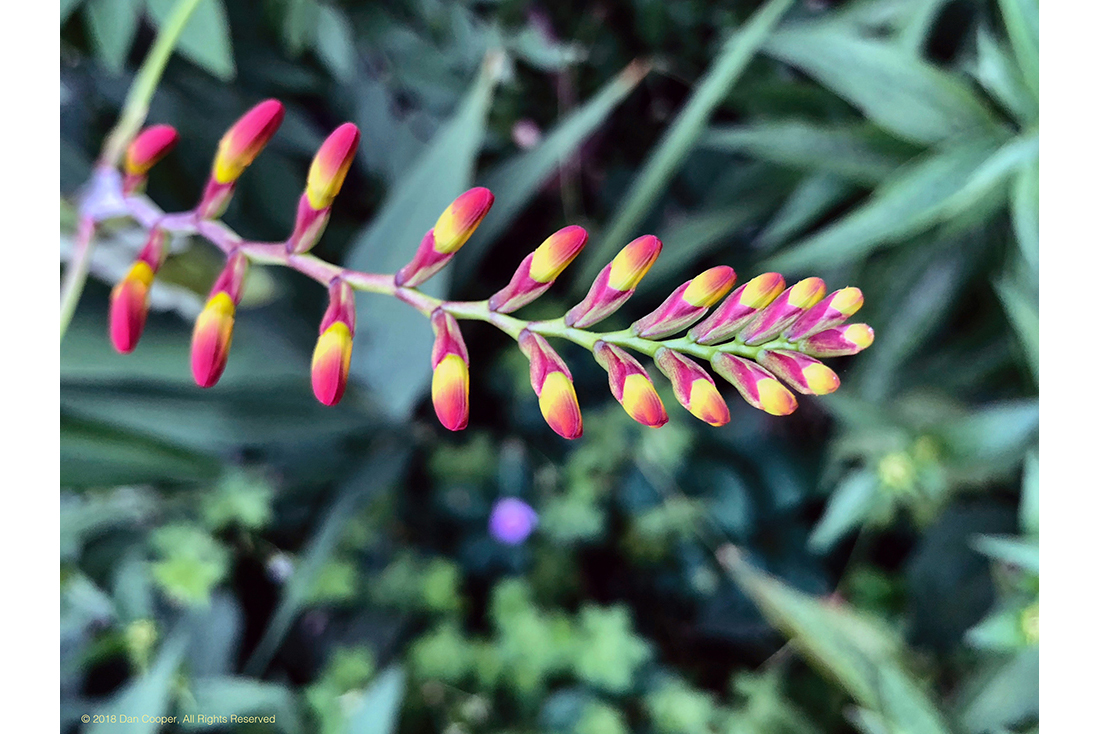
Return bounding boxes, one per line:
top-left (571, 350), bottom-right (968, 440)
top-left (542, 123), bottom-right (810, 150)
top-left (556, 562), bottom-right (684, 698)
top-left (489, 498), bottom-right (539, 545)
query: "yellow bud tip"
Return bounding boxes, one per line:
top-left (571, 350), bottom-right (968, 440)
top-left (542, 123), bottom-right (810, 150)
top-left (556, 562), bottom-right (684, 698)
top-left (683, 266), bottom-right (737, 308)
top-left (311, 322), bottom-right (353, 406)
top-left (789, 277), bottom-right (827, 308)
top-left (757, 379), bottom-right (798, 416)
top-left (432, 353), bottom-right (470, 431)
top-left (191, 292), bottom-right (236, 388)
top-left (607, 235), bottom-right (662, 291)
top-left (844, 324), bottom-right (875, 349)
top-left (830, 287), bottom-right (863, 316)
top-left (306, 123), bottom-right (360, 210)
top-left (687, 379), bottom-right (730, 426)
top-left (620, 374), bottom-right (668, 427)
top-left (802, 363), bottom-right (840, 395)
top-left (539, 372), bottom-right (583, 439)
top-left (529, 225), bottom-right (588, 283)
top-left (739, 272), bottom-right (786, 308)
top-left (433, 187), bottom-right (495, 254)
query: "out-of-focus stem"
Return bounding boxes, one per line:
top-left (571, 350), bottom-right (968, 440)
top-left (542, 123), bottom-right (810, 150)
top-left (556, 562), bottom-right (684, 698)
top-left (59, 216), bottom-right (96, 340)
top-left (99, 0), bottom-right (205, 168)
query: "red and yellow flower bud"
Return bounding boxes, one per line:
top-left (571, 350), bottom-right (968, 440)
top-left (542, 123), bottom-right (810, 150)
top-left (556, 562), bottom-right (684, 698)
top-left (711, 353), bottom-right (798, 416)
top-left (688, 273), bottom-right (786, 345)
top-left (518, 330), bottom-right (582, 439)
top-left (311, 279), bottom-right (356, 406)
top-left (191, 251), bottom-right (248, 388)
top-left (395, 188), bottom-right (495, 287)
top-left (488, 225), bottom-right (588, 313)
top-left (757, 350), bottom-right (840, 396)
top-left (108, 229), bottom-right (168, 353)
top-left (740, 277), bottom-right (827, 346)
top-left (123, 125), bottom-right (179, 193)
top-left (631, 266), bottom-right (736, 339)
top-left (784, 287), bottom-right (863, 341)
top-left (306, 123), bottom-right (360, 210)
top-left (593, 341), bottom-right (668, 428)
top-left (800, 324), bottom-right (875, 357)
top-left (565, 235), bottom-right (662, 328)
top-left (288, 123), bottom-right (361, 254)
top-left (213, 99), bottom-right (285, 184)
top-left (654, 347), bottom-right (730, 427)
top-left (198, 100), bottom-right (285, 219)
top-left (430, 310), bottom-right (470, 431)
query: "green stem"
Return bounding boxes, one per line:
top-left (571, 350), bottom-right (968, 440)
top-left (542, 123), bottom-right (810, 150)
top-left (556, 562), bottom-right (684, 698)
top-left (99, 0), bottom-right (205, 167)
top-left (59, 217), bottom-right (95, 340)
top-left (61, 0), bottom-right (205, 341)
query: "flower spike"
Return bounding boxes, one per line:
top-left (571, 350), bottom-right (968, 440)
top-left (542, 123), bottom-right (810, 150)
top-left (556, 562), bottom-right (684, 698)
top-left (289, 123), bottom-right (361, 254)
top-left (565, 235), bottom-right (662, 328)
top-left (430, 310), bottom-right (470, 431)
top-left (711, 354), bottom-right (798, 416)
top-left (757, 350), bottom-right (840, 396)
top-left (311, 279), bottom-right (357, 406)
top-left (109, 229), bottom-right (168, 353)
top-left (631, 266), bottom-right (736, 339)
top-left (593, 341), bottom-right (668, 428)
top-left (784, 287), bottom-right (863, 341)
top-left (740, 277), bottom-right (827, 345)
top-left (198, 99), bottom-right (285, 219)
top-left (688, 273), bottom-right (785, 345)
top-left (518, 330), bottom-right (582, 439)
top-left (123, 125), bottom-right (178, 193)
top-left (800, 324), bottom-right (875, 357)
top-left (395, 188), bottom-right (495, 287)
top-left (654, 347), bottom-right (730, 426)
top-left (489, 225), bottom-right (588, 313)
top-left (191, 251), bottom-right (249, 388)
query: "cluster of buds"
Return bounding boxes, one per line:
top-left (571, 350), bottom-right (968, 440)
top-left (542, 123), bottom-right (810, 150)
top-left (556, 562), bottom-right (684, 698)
top-left (104, 98), bottom-right (873, 441)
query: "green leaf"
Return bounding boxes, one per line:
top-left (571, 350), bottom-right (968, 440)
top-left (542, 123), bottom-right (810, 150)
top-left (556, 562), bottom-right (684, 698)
top-left (956, 649), bottom-right (1038, 734)
top-left (147, 0), bottom-right (236, 80)
top-left (315, 4), bottom-right (355, 81)
top-left (996, 0), bottom-right (1039, 96)
top-left (756, 174), bottom-right (854, 251)
top-left (765, 139), bottom-right (999, 272)
top-left (62, 0), bottom-right (87, 23)
top-left (972, 24), bottom-right (1038, 124)
top-left (965, 605), bottom-right (1029, 651)
top-left (578, 0), bottom-right (799, 286)
top-left (764, 23), bottom-right (1001, 146)
top-left (346, 666), bottom-right (406, 734)
top-left (61, 414), bottom-right (221, 487)
top-left (939, 132), bottom-right (1038, 220)
top-left (971, 535), bottom-right (1039, 573)
top-left (721, 551), bottom-right (952, 734)
top-left (454, 59), bottom-right (650, 283)
top-left (88, 625), bottom-right (190, 734)
top-left (701, 122), bottom-right (913, 185)
top-left (181, 677), bottom-right (303, 733)
top-left (345, 53), bottom-right (502, 418)
top-left (85, 0), bottom-right (141, 73)
top-left (1012, 159), bottom-right (1039, 270)
top-left (244, 443), bottom-right (410, 675)
top-left (935, 400), bottom-right (1038, 471)
top-left (808, 470), bottom-right (880, 553)
top-left (994, 276), bottom-right (1039, 379)
top-left (647, 201), bottom-right (772, 284)
top-left (1020, 451), bottom-right (1038, 535)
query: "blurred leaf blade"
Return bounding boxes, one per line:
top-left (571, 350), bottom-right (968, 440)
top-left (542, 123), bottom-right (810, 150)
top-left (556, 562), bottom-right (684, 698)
top-left (721, 551), bottom-right (952, 734)
top-left (146, 0), bottom-right (236, 80)
top-left (763, 23), bottom-right (1002, 146)
top-left (455, 59), bottom-right (651, 283)
top-left (579, 0), bottom-right (799, 286)
top-left (347, 666), bottom-right (407, 734)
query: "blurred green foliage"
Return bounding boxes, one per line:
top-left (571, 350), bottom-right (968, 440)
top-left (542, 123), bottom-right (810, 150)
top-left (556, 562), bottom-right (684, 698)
top-left (61, 0), bottom-right (1037, 732)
